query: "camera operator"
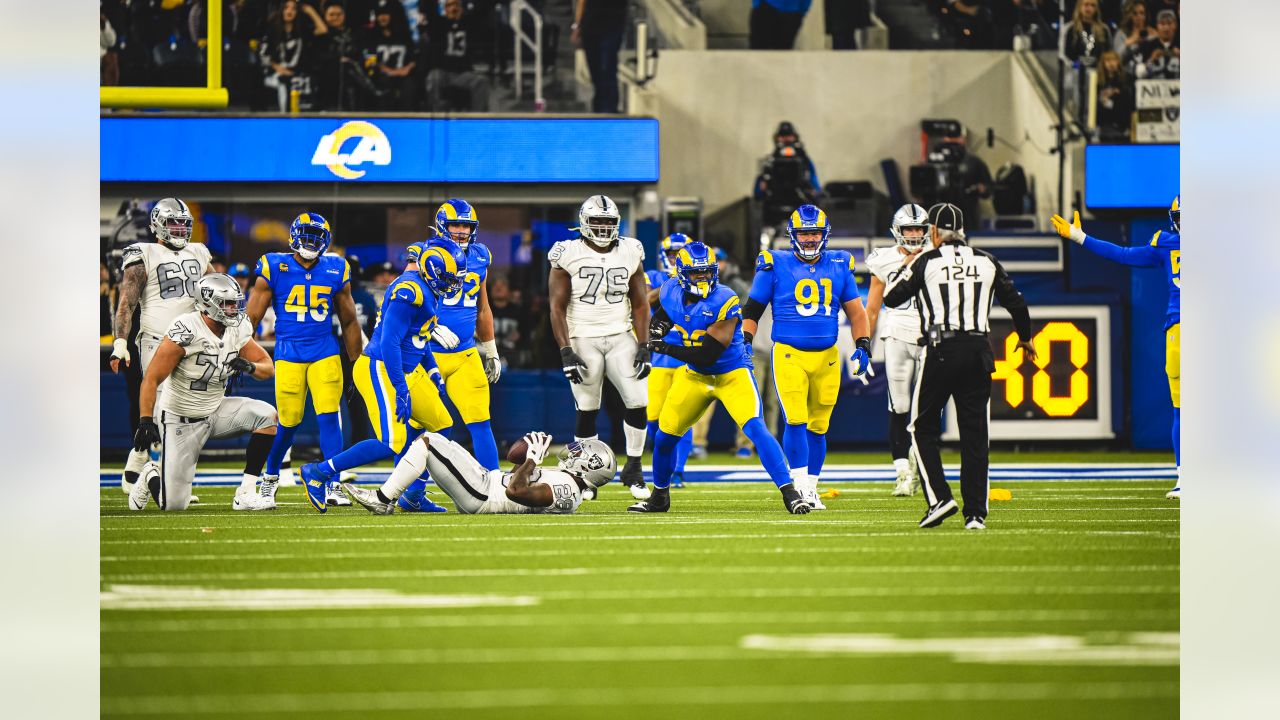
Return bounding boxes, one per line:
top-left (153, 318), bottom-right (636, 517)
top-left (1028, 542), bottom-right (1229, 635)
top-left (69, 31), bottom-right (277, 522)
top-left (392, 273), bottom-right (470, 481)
top-left (917, 140), bottom-right (993, 231)
top-left (753, 121), bottom-right (823, 228)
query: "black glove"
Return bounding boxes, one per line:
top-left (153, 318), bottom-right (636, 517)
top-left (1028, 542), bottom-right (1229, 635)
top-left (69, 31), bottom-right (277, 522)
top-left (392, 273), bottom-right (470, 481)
top-left (649, 317), bottom-right (672, 341)
top-left (133, 416), bottom-right (160, 452)
top-left (226, 356), bottom-right (256, 377)
top-left (560, 346), bottom-right (586, 384)
top-left (743, 330), bottom-right (754, 355)
top-left (633, 344), bottom-right (651, 380)
top-left (648, 339), bottom-right (675, 356)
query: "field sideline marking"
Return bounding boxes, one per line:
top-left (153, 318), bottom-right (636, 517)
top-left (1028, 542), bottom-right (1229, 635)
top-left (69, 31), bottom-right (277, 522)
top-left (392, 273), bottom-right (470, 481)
top-left (100, 584), bottom-right (536, 611)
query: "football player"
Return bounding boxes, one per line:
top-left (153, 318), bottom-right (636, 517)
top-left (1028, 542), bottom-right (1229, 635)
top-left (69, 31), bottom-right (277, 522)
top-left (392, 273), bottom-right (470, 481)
top-left (110, 198), bottom-right (213, 498)
top-left (127, 274), bottom-right (277, 512)
top-left (297, 238), bottom-right (466, 513)
top-left (342, 432), bottom-right (615, 516)
top-left (548, 195), bottom-right (652, 499)
top-left (644, 233), bottom-right (695, 488)
top-left (741, 205), bottom-right (872, 509)
top-left (244, 213), bottom-right (364, 509)
top-left (1052, 197), bottom-right (1182, 498)
top-left (634, 242), bottom-right (812, 515)
top-left (864, 204), bottom-right (930, 496)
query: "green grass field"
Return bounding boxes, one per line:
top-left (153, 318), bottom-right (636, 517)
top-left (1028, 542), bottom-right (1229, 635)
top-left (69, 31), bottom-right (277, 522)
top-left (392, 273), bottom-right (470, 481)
top-left (101, 474), bottom-right (1178, 719)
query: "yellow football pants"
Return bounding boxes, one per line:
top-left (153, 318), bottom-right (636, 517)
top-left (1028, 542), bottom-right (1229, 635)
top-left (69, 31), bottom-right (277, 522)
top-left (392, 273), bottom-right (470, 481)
top-left (770, 341), bottom-right (841, 434)
top-left (274, 355), bottom-right (344, 427)
top-left (435, 348), bottom-right (491, 423)
top-left (647, 366), bottom-right (680, 423)
top-left (658, 367), bottom-right (764, 436)
top-left (1166, 323), bottom-right (1180, 409)
top-left (354, 355), bottom-right (452, 454)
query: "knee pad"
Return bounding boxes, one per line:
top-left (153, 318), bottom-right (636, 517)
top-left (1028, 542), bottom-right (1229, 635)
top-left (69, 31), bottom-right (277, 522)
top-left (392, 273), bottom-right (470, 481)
top-left (575, 410), bottom-right (600, 439)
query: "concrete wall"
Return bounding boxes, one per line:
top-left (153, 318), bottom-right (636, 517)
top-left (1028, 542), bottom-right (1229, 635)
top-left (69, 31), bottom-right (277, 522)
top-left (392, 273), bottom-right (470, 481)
top-left (644, 50), bottom-right (1064, 222)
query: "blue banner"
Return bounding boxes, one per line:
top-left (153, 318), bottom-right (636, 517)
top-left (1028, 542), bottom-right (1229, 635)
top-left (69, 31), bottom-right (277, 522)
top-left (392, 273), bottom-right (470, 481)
top-left (100, 117), bottom-right (660, 183)
top-left (1084, 144), bottom-right (1180, 209)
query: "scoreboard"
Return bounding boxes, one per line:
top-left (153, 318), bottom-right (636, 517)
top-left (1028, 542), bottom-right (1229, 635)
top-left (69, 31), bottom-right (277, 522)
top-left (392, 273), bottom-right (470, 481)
top-left (943, 305), bottom-right (1113, 440)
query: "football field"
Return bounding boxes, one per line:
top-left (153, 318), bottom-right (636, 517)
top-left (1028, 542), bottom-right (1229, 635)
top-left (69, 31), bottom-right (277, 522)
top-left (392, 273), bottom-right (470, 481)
top-left (101, 463), bottom-right (1179, 719)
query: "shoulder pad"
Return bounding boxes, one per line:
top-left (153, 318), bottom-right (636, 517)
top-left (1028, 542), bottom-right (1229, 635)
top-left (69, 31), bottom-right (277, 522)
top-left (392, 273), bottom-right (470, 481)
top-left (547, 240), bottom-right (568, 266)
top-left (755, 249), bottom-right (774, 272)
top-left (406, 242), bottom-right (424, 264)
top-left (1150, 231), bottom-right (1162, 247)
top-left (472, 242), bottom-right (492, 265)
top-left (715, 292), bottom-right (742, 322)
top-left (121, 244), bottom-right (145, 269)
top-left (191, 243), bottom-right (211, 262)
top-left (390, 279), bottom-right (424, 307)
top-left (166, 317), bottom-right (197, 347)
top-left (623, 236), bottom-right (645, 260)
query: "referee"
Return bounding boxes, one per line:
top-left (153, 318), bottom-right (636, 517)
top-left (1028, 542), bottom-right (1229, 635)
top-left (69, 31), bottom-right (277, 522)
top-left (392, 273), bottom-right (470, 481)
top-left (882, 203), bottom-right (1036, 530)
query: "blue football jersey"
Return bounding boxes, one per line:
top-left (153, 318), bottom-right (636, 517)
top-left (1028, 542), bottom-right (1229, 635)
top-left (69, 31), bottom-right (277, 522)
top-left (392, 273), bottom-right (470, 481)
top-left (413, 241), bottom-right (490, 354)
top-left (658, 281), bottom-right (750, 376)
top-left (1151, 230), bottom-right (1181, 329)
top-left (364, 271), bottom-right (442, 373)
top-left (256, 252), bottom-right (349, 363)
top-left (646, 270), bottom-right (683, 370)
top-left (748, 248), bottom-right (860, 351)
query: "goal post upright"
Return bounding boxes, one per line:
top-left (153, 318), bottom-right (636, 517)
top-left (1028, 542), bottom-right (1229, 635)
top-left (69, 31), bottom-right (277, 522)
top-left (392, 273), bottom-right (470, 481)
top-left (100, 0), bottom-right (228, 110)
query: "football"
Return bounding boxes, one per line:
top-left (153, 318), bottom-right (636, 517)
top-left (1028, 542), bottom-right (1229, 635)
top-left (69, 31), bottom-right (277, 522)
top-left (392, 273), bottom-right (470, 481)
top-left (506, 438), bottom-right (528, 464)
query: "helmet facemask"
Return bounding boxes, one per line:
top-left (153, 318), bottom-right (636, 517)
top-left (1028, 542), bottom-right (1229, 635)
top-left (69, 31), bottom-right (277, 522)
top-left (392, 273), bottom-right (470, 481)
top-left (892, 223), bottom-right (929, 250)
top-left (679, 264), bottom-right (717, 298)
top-left (556, 439), bottom-right (616, 489)
top-left (151, 199), bottom-right (193, 250)
top-left (581, 215), bottom-right (619, 247)
top-left (790, 229), bottom-right (826, 260)
top-left (440, 221), bottom-right (477, 250)
top-left (291, 224), bottom-right (330, 261)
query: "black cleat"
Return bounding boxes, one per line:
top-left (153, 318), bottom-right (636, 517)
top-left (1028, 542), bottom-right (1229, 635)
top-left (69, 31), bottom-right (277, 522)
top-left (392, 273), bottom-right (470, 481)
top-left (620, 456), bottom-right (650, 500)
top-left (628, 486), bottom-right (670, 513)
top-left (919, 499), bottom-right (959, 528)
top-left (780, 483), bottom-right (812, 515)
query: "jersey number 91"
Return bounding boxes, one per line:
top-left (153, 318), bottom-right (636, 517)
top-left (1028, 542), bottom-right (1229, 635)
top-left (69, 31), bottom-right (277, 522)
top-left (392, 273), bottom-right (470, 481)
top-left (795, 278), bottom-right (834, 317)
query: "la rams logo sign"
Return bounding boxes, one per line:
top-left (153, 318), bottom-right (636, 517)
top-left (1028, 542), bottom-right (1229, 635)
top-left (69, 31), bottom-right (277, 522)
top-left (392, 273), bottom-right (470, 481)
top-left (311, 121), bottom-right (391, 180)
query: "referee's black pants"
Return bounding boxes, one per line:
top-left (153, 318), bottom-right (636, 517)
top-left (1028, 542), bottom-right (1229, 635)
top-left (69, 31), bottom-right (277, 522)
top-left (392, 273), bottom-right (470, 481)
top-left (910, 337), bottom-right (994, 520)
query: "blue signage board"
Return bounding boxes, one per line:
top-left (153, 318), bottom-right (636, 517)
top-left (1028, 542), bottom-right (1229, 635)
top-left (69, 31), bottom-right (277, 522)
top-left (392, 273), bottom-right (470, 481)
top-left (1084, 144), bottom-right (1180, 209)
top-left (101, 117), bottom-right (660, 183)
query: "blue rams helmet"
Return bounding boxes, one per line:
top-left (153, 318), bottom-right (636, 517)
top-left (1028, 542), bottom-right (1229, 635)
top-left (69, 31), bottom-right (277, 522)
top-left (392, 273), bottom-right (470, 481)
top-left (675, 242), bottom-right (719, 299)
top-left (417, 237), bottom-right (467, 297)
top-left (1169, 195), bottom-right (1180, 232)
top-left (435, 199), bottom-right (479, 249)
top-left (290, 212), bottom-right (332, 261)
top-left (787, 204), bottom-right (831, 260)
top-left (659, 233), bottom-right (691, 274)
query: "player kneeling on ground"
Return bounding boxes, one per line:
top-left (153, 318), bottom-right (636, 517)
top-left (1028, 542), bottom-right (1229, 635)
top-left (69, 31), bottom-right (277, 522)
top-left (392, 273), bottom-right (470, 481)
top-left (129, 274), bottom-right (278, 512)
top-left (343, 432), bottom-right (615, 515)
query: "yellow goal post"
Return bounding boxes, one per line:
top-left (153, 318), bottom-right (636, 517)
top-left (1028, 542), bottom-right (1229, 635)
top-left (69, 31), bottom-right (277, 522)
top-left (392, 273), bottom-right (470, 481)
top-left (100, 1), bottom-right (229, 110)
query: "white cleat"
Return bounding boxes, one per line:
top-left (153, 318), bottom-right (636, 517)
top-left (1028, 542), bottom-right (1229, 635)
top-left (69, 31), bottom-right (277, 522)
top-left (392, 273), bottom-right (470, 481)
top-left (629, 483), bottom-right (652, 501)
top-left (1166, 486), bottom-right (1180, 500)
top-left (129, 463), bottom-right (157, 511)
top-left (339, 470), bottom-right (358, 483)
top-left (121, 472), bottom-right (135, 496)
top-left (341, 482), bottom-right (395, 515)
top-left (964, 516), bottom-right (987, 530)
top-left (892, 468), bottom-right (915, 497)
top-left (189, 494), bottom-right (200, 505)
top-left (233, 487), bottom-right (275, 511)
top-left (326, 481), bottom-right (352, 506)
top-left (259, 474), bottom-right (279, 503)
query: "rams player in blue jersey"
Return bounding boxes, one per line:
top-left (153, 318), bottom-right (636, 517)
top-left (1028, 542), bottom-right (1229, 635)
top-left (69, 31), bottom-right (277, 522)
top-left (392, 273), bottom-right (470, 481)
top-left (741, 205), bottom-right (871, 509)
top-left (632, 241), bottom-right (813, 514)
top-left (644, 233), bottom-right (695, 488)
top-left (1052, 196), bottom-right (1182, 499)
top-left (297, 238), bottom-right (466, 513)
top-left (244, 213), bottom-right (364, 508)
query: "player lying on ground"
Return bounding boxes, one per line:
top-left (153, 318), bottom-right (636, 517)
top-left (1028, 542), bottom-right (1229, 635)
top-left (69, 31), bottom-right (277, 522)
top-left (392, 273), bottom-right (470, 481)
top-left (343, 432), bottom-right (615, 515)
top-left (644, 233), bottom-right (696, 488)
top-left (1051, 197), bottom-right (1181, 499)
top-left (128, 274), bottom-right (278, 512)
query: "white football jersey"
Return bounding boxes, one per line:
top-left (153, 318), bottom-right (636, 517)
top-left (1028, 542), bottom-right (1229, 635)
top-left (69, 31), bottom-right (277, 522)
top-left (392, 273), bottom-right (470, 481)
top-left (158, 311), bottom-right (254, 418)
top-left (121, 242), bottom-right (213, 337)
top-left (479, 468), bottom-right (584, 514)
top-left (548, 236), bottom-right (645, 338)
top-left (866, 247), bottom-right (924, 344)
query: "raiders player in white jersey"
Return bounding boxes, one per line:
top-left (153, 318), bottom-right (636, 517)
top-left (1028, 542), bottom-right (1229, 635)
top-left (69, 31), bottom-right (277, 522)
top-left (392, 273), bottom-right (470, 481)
top-left (547, 195), bottom-right (651, 500)
top-left (343, 431), bottom-right (616, 515)
top-left (127, 274), bottom-right (279, 512)
top-left (864, 204), bottom-right (930, 496)
top-left (110, 198), bottom-right (213, 497)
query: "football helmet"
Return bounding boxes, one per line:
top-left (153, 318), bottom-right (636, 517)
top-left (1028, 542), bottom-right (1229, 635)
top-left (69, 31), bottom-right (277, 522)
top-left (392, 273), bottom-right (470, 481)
top-left (150, 198), bottom-right (193, 250)
top-left (578, 195), bottom-right (620, 247)
top-left (289, 213), bottom-right (332, 261)
top-left (1169, 195), bottom-right (1180, 232)
top-left (787, 204), bottom-right (830, 260)
top-left (417, 237), bottom-right (467, 297)
top-left (195, 273), bottom-right (245, 327)
top-left (890, 204), bottom-right (930, 250)
top-left (659, 233), bottom-right (691, 274)
top-left (557, 439), bottom-right (617, 489)
top-left (434, 198), bottom-right (479, 249)
top-left (675, 241), bottom-right (718, 298)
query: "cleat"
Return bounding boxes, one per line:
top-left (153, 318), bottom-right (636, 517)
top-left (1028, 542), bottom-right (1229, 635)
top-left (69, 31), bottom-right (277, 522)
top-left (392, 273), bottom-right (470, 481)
top-left (620, 457), bottom-right (651, 500)
top-left (189, 495), bottom-right (200, 505)
top-left (689, 445), bottom-right (707, 460)
top-left (128, 463), bottom-right (157, 511)
top-left (233, 487), bottom-right (274, 511)
top-left (121, 470), bottom-right (137, 496)
top-left (892, 467), bottom-right (915, 497)
top-left (670, 471), bottom-right (685, 489)
top-left (964, 516), bottom-right (986, 530)
top-left (628, 486), bottom-right (670, 513)
top-left (919, 499), bottom-right (959, 528)
top-left (339, 470), bottom-right (358, 483)
top-left (298, 463), bottom-right (333, 513)
top-left (780, 483), bottom-right (813, 515)
top-left (735, 447), bottom-right (752, 459)
top-left (259, 474), bottom-right (279, 502)
top-left (1166, 486), bottom-right (1180, 500)
top-left (805, 484), bottom-right (826, 510)
top-left (326, 481), bottom-right (351, 506)
top-left (341, 482), bottom-right (395, 515)
top-left (581, 486), bottom-right (597, 501)
top-left (396, 493), bottom-right (448, 513)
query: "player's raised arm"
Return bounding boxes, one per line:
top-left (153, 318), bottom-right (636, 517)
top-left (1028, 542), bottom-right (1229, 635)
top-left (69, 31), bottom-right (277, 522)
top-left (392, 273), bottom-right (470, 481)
top-left (110, 261), bottom-right (146, 373)
top-left (1051, 211), bottom-right (1161, 267)
top-left (504, 432), bottom-right (555, 508)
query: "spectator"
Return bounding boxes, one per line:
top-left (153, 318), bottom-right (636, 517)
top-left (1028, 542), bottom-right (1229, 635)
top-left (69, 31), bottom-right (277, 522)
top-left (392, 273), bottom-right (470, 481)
top-left (315, 0), bottom-right (384, 110)
top-left (367, 261), bottom-right (399, 308)
top-left (572, 0), bottom-right (628, 113)
top-left (945, 1), bottom-right (995, 50)
top-left (1134, 9), bottom-right (1179, 79)
top-left (826, 0), bottom-right (870, 50)
top-left (101, 9), bottom-right (120, 86)
top-left (1095, 50), bottom-right (1134, 142)
top-left (366, 0), bottom-right (419, 110)
top-left (423, 0), bottom-right (491, 111)
top-left (1064, 0), bottom-right (1111, 69)
top-left (228, 262), bottom-right (253, 295)
top-left (1112, 1), bottom-right (1154, 62)
top-left (748, 0), bottom-right (811, 50)
top-left (754, 121), bottom-right (822, 228)
top-left (488, 275), bottom-right (532, 368)
top-left (259, 0), bottom-right (324, 111)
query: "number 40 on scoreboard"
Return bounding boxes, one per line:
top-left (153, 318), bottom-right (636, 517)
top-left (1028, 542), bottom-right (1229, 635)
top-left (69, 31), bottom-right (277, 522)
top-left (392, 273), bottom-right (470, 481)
top-left (942, 305), bottom-right (1114, 441)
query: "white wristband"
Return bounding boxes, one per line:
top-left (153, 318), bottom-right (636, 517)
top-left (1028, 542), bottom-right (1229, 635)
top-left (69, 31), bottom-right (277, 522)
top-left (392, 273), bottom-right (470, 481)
top-left (478, 339), bottom-right (498, 358)
top-left (112, 338), bottom-right (128, 356)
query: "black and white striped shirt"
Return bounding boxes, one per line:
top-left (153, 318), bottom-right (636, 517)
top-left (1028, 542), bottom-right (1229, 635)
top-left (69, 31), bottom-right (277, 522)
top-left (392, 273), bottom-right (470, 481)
top-left (882, 241), bottom-right (1031, 342)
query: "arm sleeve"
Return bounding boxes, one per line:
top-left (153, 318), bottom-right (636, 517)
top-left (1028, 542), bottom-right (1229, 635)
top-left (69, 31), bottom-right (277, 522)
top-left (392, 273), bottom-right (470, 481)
top-left (882, 255), bottom-right (927, 308)
top-left (418, 348), bottom-right (439, 373)
top-left (1081, 234), bottom-right (1162, 268)
top-left (658, 335), bottom-right (727, 366)
top-left (991, 258), bottom-right (1033, 342)
top-left (377, 298), bottom-right (416, 393)
top-left (651, 304), bottom-right (672, 328)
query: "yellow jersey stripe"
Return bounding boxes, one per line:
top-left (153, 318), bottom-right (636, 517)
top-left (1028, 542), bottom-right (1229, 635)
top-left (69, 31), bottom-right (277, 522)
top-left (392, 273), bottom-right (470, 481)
top-left (760, 248), bottom-right (773, 265)
top-left (1150, 231), bottom-right (1162, 247)
top-left (391, 280), bottom-right (424, 307)
top-left (342, 260), bottom-right (351, 284)
top-left (257, 256), bottom-right (270, 282)
top-left (717, 295), bottom-right (740, 322)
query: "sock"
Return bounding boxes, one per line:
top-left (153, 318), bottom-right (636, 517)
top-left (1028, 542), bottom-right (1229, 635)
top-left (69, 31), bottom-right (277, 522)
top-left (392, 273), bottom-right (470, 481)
top-left (744, 417), bottom-right (790, 489)
top-left (239, 473), bottom-right (257, 492)
top-left (889, 412), bottom-right (911, 463)
top-left (125, 447), bottom-right (146, 475)
top-left (652, 430), bottom-right (679, 489)
top-left (893, 457), bottom-right (910, 474)
top-left (316, 412), bottom-right (343, 460)
top-left (575, 409), bottom-right (600, 439)
top-left (790, 467), bottom-right (808, 491)
top-left (243, 431), bottom-right (274, 478)
top-left (376, 489), bottom-right (393, 504)
top-left (782, 423), bottom-right (808, 472)
top-left (806, 430), bottom-right (826, 479)
top-left (646, 420), bottom-right (658, 448)
top-left (623, 407), bottom-right (647, 457)
top-left (467, 420), bottom-right (499, 471)
top-left (265, 424), bottom-right (298, 475)
top-left (325, 439), bottom-right (394, 475)
top-left (674, 430), bottom-right (693, 472)
top-left (1172, 407), bottom-right (1180, 468)
top-left (381, 437), bottom-right (429, 500)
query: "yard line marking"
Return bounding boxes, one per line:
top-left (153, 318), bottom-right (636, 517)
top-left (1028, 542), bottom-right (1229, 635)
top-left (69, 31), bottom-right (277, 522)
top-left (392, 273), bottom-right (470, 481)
top-left (99, 584), bottom-right (537, 611)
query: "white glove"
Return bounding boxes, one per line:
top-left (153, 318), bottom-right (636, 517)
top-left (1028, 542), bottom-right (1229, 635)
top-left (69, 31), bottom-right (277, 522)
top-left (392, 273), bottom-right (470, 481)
top-left (856, 360), bottom-right (876, 386)
top-left (523, 431), bottom-right (552, 465)
top-left (478, 339), bottom-right (501, 384)
top-left (431, 323), bottom-right (460, 350)
top-left (109, 338), bottom-right (131, 372)
top-left (1050, 211), bottom-right (1087, 245)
